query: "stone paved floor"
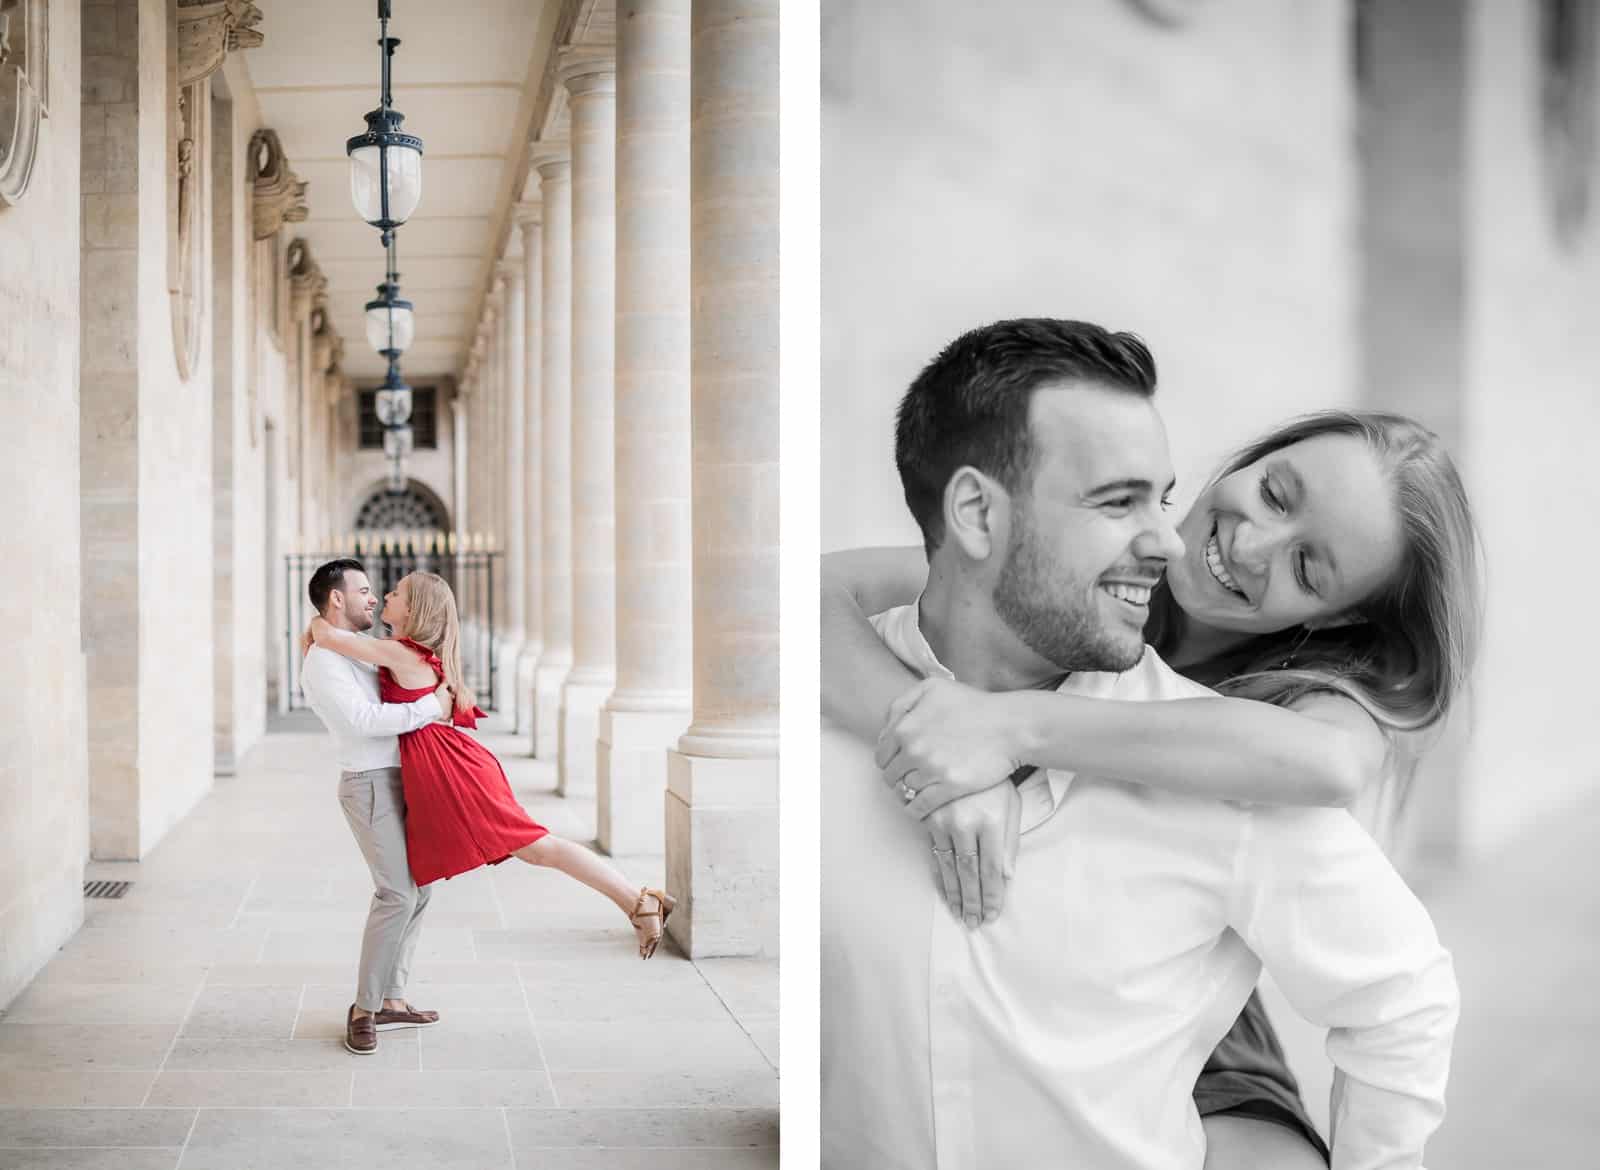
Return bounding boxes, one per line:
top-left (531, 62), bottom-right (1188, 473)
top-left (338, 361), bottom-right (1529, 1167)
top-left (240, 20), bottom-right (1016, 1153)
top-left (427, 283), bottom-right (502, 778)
top-left (1271, 791), bottom-right (1600, 1169)
top-left (0, 711), bottom-right (779, 1169)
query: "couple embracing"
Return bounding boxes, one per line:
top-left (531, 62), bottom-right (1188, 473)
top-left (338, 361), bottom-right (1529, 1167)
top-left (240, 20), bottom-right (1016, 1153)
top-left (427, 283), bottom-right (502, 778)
top-left (822, 318), bottom-right (1479, 1168)
top-left (298, 560), bottom-right (676, 1056)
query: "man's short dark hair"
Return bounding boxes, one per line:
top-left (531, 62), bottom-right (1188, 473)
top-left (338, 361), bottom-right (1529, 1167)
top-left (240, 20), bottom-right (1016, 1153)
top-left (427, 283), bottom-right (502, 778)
top-left (894, 318), bottom-right (1158, 555)
top-left (308, 558), bottom-right (367, 614)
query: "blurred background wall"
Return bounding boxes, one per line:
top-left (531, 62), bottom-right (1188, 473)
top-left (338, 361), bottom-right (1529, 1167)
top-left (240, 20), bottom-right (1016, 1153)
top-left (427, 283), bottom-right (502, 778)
top-left (823, 0), bottom-right (1600, 1161)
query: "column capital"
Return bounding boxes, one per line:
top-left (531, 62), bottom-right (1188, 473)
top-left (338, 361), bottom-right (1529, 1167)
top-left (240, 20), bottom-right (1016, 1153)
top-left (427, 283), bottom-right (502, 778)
top-left (558, 45), bottom-right (616, 95)
top-left (529, 139), bottom-right (572, 181)
top-left (513, 201), bottom-right (543, 232)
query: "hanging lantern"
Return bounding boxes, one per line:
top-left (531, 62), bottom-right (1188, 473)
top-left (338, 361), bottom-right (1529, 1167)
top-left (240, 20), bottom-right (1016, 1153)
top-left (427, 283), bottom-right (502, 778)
top-left (346, 5), bottom-right (423, 236)
top-left (374, 358), bottom-right (413, 427)
top-left (383, 423), bottom-right (414, 459)
top-left (365, 279), bottom-right (415, 355)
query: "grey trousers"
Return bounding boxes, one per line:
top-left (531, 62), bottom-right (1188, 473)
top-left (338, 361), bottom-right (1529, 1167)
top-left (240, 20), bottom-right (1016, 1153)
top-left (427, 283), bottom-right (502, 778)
top-left (338, 766), bottom-right (431, 1012)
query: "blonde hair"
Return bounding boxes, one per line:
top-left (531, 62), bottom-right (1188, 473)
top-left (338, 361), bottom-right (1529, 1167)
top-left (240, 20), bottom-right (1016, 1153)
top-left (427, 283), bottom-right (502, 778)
top-left (397, 571), bottom-right (477, 715)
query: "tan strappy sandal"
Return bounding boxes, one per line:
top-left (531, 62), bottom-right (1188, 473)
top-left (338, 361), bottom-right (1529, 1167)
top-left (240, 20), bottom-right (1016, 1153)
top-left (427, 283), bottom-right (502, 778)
top-left (629, 887), bottom-right (677, 960)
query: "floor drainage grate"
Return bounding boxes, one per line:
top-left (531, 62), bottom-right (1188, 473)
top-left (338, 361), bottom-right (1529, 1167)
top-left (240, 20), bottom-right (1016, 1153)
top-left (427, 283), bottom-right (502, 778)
top-left (83, 881), bottom-right (132, 899)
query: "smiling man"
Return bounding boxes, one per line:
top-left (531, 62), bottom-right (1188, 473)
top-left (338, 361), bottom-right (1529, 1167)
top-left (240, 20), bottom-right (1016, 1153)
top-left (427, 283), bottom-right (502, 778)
top-left (820, 320), bottom-right (1457, 1169)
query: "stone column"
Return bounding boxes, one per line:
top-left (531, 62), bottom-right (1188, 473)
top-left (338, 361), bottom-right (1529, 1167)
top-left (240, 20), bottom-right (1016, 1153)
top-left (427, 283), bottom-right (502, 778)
top-left (452, 393), bottom-right (469, 535)
top-left (514, 202), bottom-right (546, 739)
top-left (461, 346), bottom-right (484, 653)
top-left (599, 0), bottom-right (693, 857)
top-left (666, 0), bottom-right (779, 957)
top-left (558, 49), bottom-right (619, 805)
top-left (495, 260), bottom-right (527, 712)
top-left (483, 285), bottom-right (506, 688)
top-left (531, 144), bottom-right (575, 761)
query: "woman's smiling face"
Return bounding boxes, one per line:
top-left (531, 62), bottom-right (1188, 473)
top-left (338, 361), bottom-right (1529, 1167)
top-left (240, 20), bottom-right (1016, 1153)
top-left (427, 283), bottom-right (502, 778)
top-left (1165, 433), bottom-right (1407, 635)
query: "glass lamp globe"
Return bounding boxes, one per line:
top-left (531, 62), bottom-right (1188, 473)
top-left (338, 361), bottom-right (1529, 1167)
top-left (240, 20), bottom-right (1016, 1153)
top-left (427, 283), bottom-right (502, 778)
top-left (364, 289), bottom-right (414, 355)
top-left (383, 424), bottom-right (414, 459)
top-left (346, 109), bottom-right (423, 229)
top-left (375, 387), bottom-right (412, 427)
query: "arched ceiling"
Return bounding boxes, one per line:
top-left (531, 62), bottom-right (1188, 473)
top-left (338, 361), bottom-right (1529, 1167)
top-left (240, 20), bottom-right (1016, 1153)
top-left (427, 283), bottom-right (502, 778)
top-left (244, 0), bottom-right (559, 381)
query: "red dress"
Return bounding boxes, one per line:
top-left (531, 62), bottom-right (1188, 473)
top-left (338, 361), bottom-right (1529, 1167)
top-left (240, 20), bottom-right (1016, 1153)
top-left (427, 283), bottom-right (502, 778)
top-left (380, 637), bottom-right (549, 885)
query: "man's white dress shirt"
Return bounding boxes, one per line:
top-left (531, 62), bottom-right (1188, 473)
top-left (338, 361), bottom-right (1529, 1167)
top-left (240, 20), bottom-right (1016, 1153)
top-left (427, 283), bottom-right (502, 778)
top-left (300, 645), bottom-right (445, 772)
top-left (820, 604), bottom-right (1457, 1170)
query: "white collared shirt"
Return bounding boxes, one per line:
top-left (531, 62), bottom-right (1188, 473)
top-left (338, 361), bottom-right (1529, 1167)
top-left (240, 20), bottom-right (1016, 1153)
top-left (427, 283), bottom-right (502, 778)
top-left (299, 645), bottom-right (445, 773)
top-left (821, 604), bottom-right (1457, 1170)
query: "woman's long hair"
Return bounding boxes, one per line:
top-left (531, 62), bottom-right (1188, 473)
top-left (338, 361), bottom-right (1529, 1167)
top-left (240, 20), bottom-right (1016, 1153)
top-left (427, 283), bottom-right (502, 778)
top-left (397, 571), bottom-right (477, 715)
top-left (1147, 411), bottom-right (1483, 827)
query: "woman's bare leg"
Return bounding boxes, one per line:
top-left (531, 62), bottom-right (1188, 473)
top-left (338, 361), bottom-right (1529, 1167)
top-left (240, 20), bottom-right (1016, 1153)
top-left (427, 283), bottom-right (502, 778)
top-left (1201, 1115), bottom-right (1327, 1170)
top-left (512, 835), bottom-right (640, 917)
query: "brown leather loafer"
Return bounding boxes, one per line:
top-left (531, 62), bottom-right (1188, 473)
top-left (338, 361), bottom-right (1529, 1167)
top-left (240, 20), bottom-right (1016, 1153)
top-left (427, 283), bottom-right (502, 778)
top-left (373, 1003), bottom-right (440, 1031)
top-left (345, 1005), bottom-right (378, 1055)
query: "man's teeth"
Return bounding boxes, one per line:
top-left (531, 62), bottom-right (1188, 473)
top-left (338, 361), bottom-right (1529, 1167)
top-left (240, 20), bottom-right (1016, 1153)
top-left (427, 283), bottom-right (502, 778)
top-left (1101, 582), bottom-right (1152, 606)
top-left (1204, 534), bottom-right (1243, 596)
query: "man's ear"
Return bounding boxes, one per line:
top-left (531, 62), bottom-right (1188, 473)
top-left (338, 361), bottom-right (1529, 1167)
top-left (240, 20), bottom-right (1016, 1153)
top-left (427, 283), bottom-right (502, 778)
top-left (1304, 610), bottom-right (1363, 631)
top-left (943, 466), bottom-right (1006, 562)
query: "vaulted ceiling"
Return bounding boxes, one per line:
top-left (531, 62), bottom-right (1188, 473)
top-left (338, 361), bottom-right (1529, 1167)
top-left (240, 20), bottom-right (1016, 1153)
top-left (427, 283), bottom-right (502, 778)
top-left (244, 0), bottom-right (554, 381)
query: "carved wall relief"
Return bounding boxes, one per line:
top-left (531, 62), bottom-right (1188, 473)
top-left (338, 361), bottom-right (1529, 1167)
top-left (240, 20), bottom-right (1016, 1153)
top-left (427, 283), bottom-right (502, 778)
top-left (0, 0), bottom-right (48, 206)
top-left (169, 0), bottom-right (264, 379)
top-left (249, 128), bottom-right (308, 240)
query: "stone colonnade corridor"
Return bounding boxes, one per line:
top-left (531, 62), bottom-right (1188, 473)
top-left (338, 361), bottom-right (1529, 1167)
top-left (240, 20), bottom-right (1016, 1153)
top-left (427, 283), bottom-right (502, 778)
top-left (0, 712), bottom-right (778, 1169)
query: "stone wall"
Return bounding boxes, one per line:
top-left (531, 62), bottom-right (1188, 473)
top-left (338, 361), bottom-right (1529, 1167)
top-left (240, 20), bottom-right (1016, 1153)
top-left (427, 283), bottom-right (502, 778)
top-left (80, 0), bottom-right (216, 857)
top-left (1457, 0), bottom-right (1600, 851)
top-left (212, 65), bottom-right (268, 772)
top-left (0, 0), bottom-right (89, 1009)
top-left (821, 0), bottom-right (1357, 549)
top-left (135, 0), bottom-right (216, 851)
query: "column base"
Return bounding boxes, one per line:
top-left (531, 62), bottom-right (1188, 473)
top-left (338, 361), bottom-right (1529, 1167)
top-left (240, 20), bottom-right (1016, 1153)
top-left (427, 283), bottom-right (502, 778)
top-left (664, 750), bottom-right (779, 958)
top-left (597, 703), bottom-right (689, 857)
top-left (558, 674), bottom-right (613, 800)
top-left (513, 642), bottom-right (542, 739)
top-left (533, 655), bottom-right (572, 760)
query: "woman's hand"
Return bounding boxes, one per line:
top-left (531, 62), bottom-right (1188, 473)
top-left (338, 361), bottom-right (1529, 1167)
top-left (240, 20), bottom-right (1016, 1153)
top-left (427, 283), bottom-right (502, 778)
top-left (923, 783), bottom-right (1022, 927)
top-left (876, 678), bottom-right (1028, 818)
top-left (309, 616), bottom-right (333, 646)
top-left (298, 623), bottom-right (315, 658)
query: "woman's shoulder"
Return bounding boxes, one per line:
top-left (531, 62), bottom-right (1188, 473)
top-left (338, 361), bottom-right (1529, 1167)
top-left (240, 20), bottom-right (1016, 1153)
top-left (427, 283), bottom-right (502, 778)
top-left (395, 636), bottom-right (445, 673)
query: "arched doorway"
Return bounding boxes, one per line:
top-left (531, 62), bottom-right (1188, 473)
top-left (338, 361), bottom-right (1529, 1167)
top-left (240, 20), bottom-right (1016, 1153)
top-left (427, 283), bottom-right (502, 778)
top-left (349, 477), bottom-right (451, 533)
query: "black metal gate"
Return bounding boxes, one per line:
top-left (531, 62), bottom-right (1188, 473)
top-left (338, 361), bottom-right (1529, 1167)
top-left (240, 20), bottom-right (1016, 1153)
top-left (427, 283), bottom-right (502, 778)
top-left (284, 546), bottom-right (501, 712)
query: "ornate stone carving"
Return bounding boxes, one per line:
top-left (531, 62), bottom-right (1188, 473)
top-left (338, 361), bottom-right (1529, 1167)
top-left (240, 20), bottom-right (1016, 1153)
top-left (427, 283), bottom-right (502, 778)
top-left (249, 128), bottom-right (308, 240)
top-left (0, 0), bottom-right (48, 206)
top-left (1539, 0), bottom-right (1598, 247)
top-left (286, 237), bottom-right (327, 324)
top-left (169, 84), bottom-right (206, 379)
top-left (176, 0), bottom-right (264, 87)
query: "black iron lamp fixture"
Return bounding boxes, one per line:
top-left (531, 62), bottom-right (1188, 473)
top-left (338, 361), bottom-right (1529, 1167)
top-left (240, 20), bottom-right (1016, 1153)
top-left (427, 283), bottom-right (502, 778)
top-left (366, 279), bottom-right (414, 356)
top-left (367, 234), bottom-right (415, 358)
top-left (346, 0), bottom-right (423, 243)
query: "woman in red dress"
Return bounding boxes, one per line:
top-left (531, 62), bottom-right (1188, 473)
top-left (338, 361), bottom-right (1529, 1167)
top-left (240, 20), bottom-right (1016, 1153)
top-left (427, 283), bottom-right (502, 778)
top-left (308, 570), bottom-right (675, 958)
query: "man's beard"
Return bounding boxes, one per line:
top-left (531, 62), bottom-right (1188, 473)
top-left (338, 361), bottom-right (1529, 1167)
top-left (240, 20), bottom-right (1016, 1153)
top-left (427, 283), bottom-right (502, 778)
top-left (992, 503), bottom-right (1145, 674)
top-left (348, 604), bottom-right (375, 632)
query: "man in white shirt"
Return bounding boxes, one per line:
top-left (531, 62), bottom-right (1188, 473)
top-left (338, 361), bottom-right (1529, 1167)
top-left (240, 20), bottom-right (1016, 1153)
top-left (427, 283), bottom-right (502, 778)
top-left (299, 558), bottom-right (453, 1056)
top-left (821, 320), bottom-right (1457, 1169)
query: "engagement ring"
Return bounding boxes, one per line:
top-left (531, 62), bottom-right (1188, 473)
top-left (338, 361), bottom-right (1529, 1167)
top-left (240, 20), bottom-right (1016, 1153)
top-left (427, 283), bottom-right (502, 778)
top-left (897, 780), bottom-right (918, 803)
